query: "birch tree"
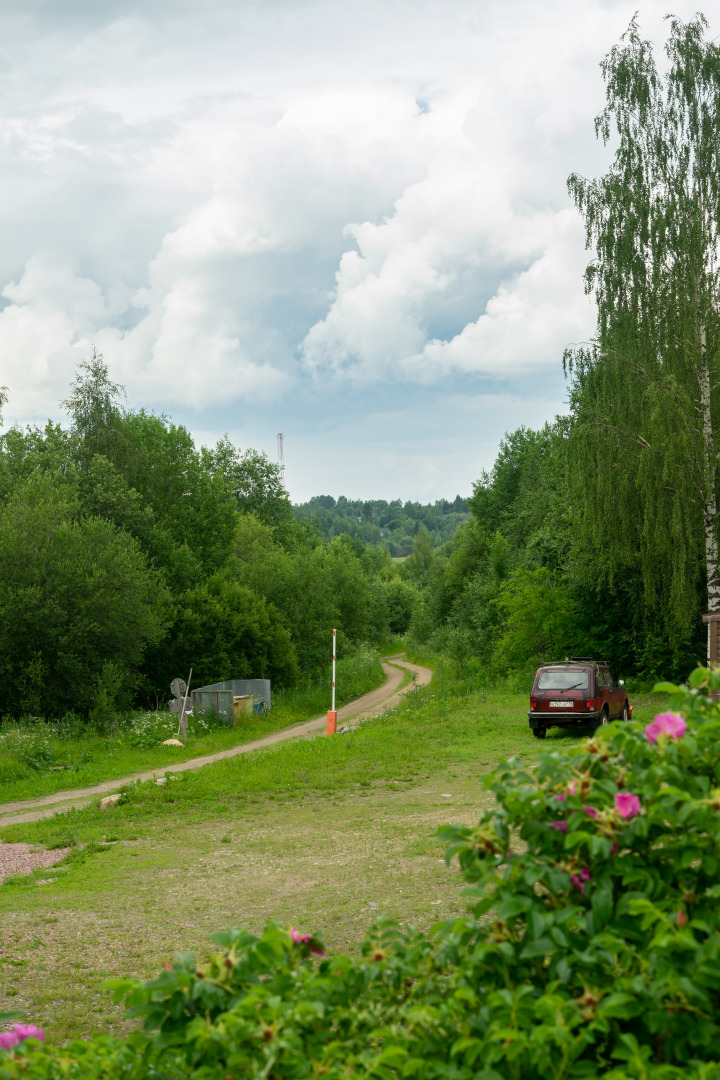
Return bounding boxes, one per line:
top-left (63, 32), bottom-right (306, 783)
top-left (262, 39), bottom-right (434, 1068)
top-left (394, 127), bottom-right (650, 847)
top-left (567, 14), bottom-right (720, 660)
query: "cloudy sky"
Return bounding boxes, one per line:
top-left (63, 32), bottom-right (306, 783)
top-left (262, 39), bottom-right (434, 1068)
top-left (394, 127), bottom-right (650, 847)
top-left (0, 0), bottom-right (703, 501)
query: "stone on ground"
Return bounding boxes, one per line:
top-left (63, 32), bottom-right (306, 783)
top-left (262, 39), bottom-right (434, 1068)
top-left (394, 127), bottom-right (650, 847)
top-left (99, 793), bottom-right (122, 810)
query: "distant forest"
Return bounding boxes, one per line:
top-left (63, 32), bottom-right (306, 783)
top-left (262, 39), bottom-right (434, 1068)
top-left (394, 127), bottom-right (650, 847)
top-left (293, 495), bottom-right (469, 556)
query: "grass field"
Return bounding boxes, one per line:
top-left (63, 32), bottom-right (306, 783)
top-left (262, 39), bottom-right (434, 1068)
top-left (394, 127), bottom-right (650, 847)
top-left (0, 650), bottom-right (385, 804)
top-left (0, 662), bottom-right (669, 1044)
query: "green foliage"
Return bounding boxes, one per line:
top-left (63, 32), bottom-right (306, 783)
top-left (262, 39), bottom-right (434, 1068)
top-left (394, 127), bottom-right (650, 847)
top-left (402, 524), bottom-right (435, 583)
top-left (412, 424), bottom-right (579, 669)
top-left (469, 425), bottom-right (569, 567)
top-left (493, 567), bottom-right (581, 671)
top-left (0, 473), bottom-right (170, 715)
top-left (0, 358), bottom-right (417, 713)
top-left (565, 14), bottom-right (720, 654)
top-left (103, 410), bottom-right (238, 573)
top-left (330, 645), bottom-right (385, 701)
top-left (294, 494), bottom-right (468, 555)
top-left (417, 407), bottom-right (704, 680)
top-left (382, 578), bottom-right (418, 635)
top-left (427, 531), bottom-right (511, 662)
top-left (89, 663), bottom-right (125, 731)
top-left (61, 348), bottom-right (125, 456)
top-left (233, 527), bottom-right (392, 673)
top-left (201, 439), bottom-right (292, 535)
top-left (124, 710), bottom-right (203, 750)
top-left (6, 673), bottom-right (720, 1076)
top-left (153, 574), bottom-right (299, 691)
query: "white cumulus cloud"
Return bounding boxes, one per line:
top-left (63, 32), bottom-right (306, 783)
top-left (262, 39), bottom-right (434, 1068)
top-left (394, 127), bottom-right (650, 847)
top-left (0, 0), bottom-right (700, 498)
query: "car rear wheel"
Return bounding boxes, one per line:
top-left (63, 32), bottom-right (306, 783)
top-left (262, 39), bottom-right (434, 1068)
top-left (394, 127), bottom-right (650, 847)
top-left (533, 725), bottom-right (547, 739)
top-left (621, 701), bottom-right (629, 722)
top-left (593, 709), bottom-right (609, 731)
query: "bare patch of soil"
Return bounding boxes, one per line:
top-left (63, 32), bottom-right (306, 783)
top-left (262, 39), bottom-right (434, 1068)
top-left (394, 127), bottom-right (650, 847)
top-left (0, 842), bottom-right (70, 883)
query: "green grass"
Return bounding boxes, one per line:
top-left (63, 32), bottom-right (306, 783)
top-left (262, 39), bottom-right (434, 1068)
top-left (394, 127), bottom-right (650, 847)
top-left (0, 666), bottom-right (671, 1042)
top-left (0, 650), bottom-right (386, 804)
top-left (375, 635), bottom-right (410, 658)
top-left (0, 664), bottom-right (667, 850)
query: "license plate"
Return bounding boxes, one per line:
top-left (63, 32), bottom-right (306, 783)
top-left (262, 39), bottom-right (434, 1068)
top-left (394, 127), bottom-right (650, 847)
top-left (549, 701), bottom-right (574, 708)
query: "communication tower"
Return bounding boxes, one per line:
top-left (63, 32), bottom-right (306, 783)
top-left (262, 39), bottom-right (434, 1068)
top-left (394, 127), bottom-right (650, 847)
top-left (277, 432), bottom-right (285, 486)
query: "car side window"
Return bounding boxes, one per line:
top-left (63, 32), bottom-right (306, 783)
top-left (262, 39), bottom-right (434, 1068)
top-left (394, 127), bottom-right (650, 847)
top-left (597, 669), bottom-right (608, 688)
top-left (607, 669), bottom-right (615, 686)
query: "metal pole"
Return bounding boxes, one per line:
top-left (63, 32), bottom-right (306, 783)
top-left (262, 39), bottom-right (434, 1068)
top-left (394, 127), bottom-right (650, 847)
top-left (327, 629), bottom-right (337, 735)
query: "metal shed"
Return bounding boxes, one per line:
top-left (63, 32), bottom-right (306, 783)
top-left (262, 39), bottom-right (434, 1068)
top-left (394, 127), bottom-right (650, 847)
top-left (192, 678), bottom-right (271, 725)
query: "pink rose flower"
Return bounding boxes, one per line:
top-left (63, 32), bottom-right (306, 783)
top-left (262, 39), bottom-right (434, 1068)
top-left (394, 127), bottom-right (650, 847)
top-left (615, 792), bottom-right (641, 819)
top-left (677, 909), bottom-right (688, 928)
top-left (12, 1025), bottom-right (44, 1044)
top-left (290, 929), bottom-right (325, 955)
top-left (0, 1033), bottom-right (19, 1050)
top-left (551, 820), bottom-right (568, 832)
top-left (582, 805), bottom-right (597, 819)
top-left (556, 793), bottom-right (566, 802)
top-left (611, 843), bottom-right (618, 854)
top-left (645, 712), bottom-right (687, 744)
top-left (571, 867), bottom-right (591, 894)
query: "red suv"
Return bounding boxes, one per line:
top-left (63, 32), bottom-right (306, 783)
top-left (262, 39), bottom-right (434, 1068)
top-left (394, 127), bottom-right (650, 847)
top-left (528, 657), bottom-right (630, 739)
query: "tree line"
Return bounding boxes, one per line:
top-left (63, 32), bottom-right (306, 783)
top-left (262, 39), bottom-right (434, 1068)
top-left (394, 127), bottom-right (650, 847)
top-left (404, 420), bottom-right (704, 681)
top-left (293, 495), bottom-right (468, 556)
top-left (0, 357), bottom-right (418, 718)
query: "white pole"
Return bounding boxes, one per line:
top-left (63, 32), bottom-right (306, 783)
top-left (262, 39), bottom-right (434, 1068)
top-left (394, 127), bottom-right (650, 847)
top-left (332, 629), bottom-right (336, 713)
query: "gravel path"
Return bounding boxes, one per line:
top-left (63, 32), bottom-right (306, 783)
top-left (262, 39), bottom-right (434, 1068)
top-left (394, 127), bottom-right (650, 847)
top-left (0, 657), bottom-right (432, 833)
top-left (0, 842), bottom-right (71, 883)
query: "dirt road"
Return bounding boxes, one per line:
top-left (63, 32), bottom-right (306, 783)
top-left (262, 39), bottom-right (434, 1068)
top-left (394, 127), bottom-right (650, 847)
top-left (0, 657), bottom-right (432, 828)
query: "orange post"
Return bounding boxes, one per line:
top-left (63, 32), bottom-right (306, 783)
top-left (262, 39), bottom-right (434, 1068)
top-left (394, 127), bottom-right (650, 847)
top-left (326, 710), bottom-right (337, 735)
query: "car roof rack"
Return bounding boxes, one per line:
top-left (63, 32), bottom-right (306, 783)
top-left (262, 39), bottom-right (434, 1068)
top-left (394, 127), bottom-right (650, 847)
top-left (542, 657), bottom-right (611, 666)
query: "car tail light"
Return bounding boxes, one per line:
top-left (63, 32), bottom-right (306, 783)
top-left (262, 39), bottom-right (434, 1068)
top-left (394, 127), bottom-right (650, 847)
top-left (586, 699), bottom-right (595, 710)
top-left (530, 698), bottom-right (537, 710)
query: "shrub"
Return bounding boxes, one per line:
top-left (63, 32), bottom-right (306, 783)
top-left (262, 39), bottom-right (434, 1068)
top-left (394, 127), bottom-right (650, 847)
top-left (0, 472), bottom-right (170, 715)
top-left (5, 668), bottom-right (720, 1078)
top-left (148, 573), bottom-right (299, 691)
top-left (0, 726), bottom-right (56, 772)
top-left (88, 662), bottom-right (124, 732)
top-left (382, 578), bottom-right (418, 635)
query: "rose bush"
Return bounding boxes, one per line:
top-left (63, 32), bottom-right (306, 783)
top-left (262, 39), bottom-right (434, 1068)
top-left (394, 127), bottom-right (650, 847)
top-left (4, 667), bottom-right (720, 1079)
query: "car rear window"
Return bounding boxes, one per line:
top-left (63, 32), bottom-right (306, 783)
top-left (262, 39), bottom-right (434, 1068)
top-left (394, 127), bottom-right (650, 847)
top-left (537, 670), bottom-right (589, 690)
